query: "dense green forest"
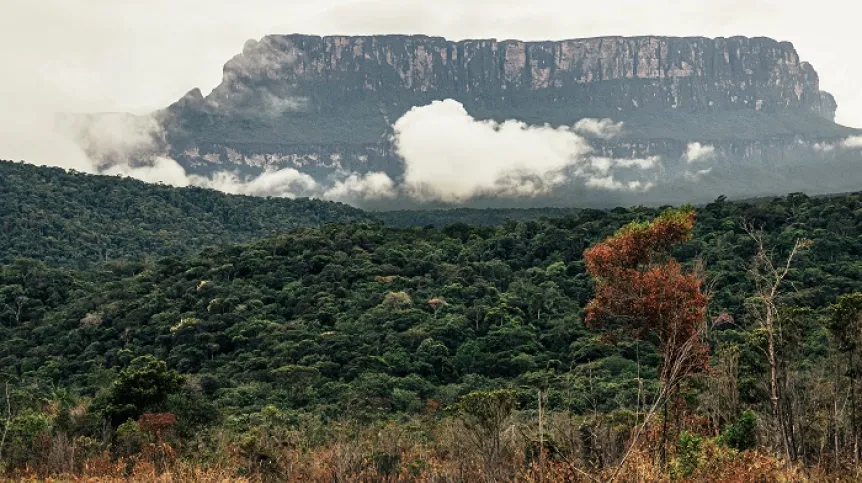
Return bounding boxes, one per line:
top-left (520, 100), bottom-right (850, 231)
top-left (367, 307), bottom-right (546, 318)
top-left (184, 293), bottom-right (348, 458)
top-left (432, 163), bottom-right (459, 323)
top-left (376, 207), bottom-right (584, 228)
top-left (3, 191), bottom-right (861, 414)
top-left (2, 162), bottom-right (862, 479)
top-left (0, 160), bottom-right (371, 267)
top-left (0, 160), bottom-right (582, 266)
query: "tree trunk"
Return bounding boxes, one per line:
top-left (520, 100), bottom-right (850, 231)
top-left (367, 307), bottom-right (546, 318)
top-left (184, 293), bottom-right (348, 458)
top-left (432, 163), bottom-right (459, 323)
top-left (852, 350), bottom-right (859, 464)
top-left (834, 368), bottom-right (840, 465)
top-left (745, 230), bottom-right (810, 464)
top-left (538, 390), bottom-right (545, 483)
top-left (660, 395), bottom-right (669, 469)
top-left (0, 382), bottom-right (11, 470)
top-left (766, 310), bottom-right (786, 458)
top-left (14, 299), bottom-right (24, 325)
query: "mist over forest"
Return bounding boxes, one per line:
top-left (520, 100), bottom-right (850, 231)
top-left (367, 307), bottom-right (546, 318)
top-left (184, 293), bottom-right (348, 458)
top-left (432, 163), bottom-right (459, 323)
top-left (3, 1), bottom-right (862, 481)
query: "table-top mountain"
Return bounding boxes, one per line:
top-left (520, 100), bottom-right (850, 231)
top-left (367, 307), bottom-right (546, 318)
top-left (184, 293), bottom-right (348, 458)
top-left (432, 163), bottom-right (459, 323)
top-left (82, 35), bottom-right (862, 208)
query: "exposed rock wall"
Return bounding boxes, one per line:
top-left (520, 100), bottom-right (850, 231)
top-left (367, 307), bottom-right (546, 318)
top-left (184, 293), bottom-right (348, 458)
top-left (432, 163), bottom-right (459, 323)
top-left (150, 34), bottom-right (862, 207)
top-left (197, 34), bottom-right (834, 119)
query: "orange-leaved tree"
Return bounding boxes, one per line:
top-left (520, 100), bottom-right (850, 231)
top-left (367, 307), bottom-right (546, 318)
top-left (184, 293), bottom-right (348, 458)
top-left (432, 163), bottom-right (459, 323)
top-left (584, 207), bottom-right (710, 467)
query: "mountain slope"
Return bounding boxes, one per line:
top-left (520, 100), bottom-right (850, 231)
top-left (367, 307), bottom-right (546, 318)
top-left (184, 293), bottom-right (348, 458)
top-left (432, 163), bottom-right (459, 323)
top-left (0, 160), bottom-right (372, 267)
top-left (1, 192), bottom-right (860, 415)
top-left (131, 34), bottom-right (862, 208)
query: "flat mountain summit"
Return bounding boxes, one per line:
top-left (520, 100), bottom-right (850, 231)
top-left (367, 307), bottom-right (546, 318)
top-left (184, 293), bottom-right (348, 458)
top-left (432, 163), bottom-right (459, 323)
top-left (78, 35), bottom-right (862, 208)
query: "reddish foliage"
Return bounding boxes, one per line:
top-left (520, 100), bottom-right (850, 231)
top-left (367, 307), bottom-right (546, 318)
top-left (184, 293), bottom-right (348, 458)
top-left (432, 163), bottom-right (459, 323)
top-left (425, 399), bottom-right (442, 414)
top-left (712, 312), bottom-right (734, 327)
top-left (584, 209), bottom-right (710, 381)
top-left (138, 412), bottom-right (177, 440)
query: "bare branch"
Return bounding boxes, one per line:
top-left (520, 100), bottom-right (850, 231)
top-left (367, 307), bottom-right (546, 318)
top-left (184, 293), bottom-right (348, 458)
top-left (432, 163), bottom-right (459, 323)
top-left (607, 318), bottom-right (715, 482)
top-left (0, 379), bottom-right (11, 469)
top-left (742, 222), bottom-right (810, 462)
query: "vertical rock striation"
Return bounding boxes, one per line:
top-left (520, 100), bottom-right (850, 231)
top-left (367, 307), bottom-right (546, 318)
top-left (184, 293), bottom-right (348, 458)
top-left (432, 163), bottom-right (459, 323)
top-left (189, 34), bottom-right (834, 119)
top-left (148, 34), bottom-right (860, 207)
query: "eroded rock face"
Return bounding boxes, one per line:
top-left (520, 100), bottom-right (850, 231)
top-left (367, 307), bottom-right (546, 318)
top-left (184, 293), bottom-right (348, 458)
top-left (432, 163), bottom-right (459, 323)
top-left (187, 34), bottom-right (834, 119)
top-left (148, 34), bottom-right (861, 207)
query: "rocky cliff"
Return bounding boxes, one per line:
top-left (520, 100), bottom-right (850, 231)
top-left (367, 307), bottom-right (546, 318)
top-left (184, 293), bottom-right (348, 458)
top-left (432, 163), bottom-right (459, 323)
top-left (150, 35), bottom-right (862, 207)
top-left (175, 34), bottom-right (836, 116)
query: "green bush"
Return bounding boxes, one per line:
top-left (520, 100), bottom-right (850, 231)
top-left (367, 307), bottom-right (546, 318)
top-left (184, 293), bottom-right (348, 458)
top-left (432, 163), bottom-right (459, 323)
top-left (721, 410), bottom-right (758, 451)
top-left (674, 431), bottom-right (703, 478)
top-left (1, 410), bottom-right (52, 472)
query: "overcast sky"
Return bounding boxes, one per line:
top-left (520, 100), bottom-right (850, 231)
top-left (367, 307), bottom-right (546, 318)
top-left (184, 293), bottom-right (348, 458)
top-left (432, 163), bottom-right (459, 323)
top-left (1, 0), bottom-right (860, 162)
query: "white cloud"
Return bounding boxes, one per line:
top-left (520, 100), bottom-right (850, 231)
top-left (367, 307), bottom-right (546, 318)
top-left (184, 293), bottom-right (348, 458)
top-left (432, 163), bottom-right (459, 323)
top-left (589, 157), bottom-right (614, 175)
top-left (391, 100), bottom-right (663, 201)
top-left (841, 136), bottom-right (862, 149)
top-left (195, 168), bottom-right (319, 198)
top-left (586, 155), bottom-right (659, 172)
top-left (17, 2), bottom-right (862, 205)
top-left (208, 36), bottom-right (311, 117)
top-left (11, 93), bottom-right (665, 205)
top-left (61, 114), bottom-right (163, 158)
top-left (104, 157), bottom-right (191, 187)
top-left (573, 118), bottom-right (624, 139)
top-left (10, 102), bottom-right (321, 199)
top-left (324, 171), bottom-right (397, 201)
top-left (683, 142), bottom-right (716, 163)
top-left (615, 156), bottom-right (660, 169)
top-left (257, 90), bottom-right (310, 116)
top-left (101, 156), bottom-right (323, 199)
top-left (683, 167), bottom-right (714, 180)
top-left (393, 99), bottom-right (593, 202)
top-left (244, 168), bottom-right (319, 197)
top-left (586, 176), bottom-right (655, 192)
top-left (225, 37), bottom-right (301, 81)
top-left (812, 141), bottom-right (836, 152)
top-left (0, 113), bottom-right (96, 173)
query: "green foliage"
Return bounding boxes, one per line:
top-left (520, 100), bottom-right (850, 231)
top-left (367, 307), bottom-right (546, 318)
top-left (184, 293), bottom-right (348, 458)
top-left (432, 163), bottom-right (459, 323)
top-left (99, 355), bottom-right (185, 426)
top-left (114, 420), bottom-right (147, 458)
top-left (721, 410), bottom-right (758, 452)
top-left (455, 389), bottom-right (519, 437)
top-left (828, 293), bottom-right (862, 353)
top-left (166, 390), bottom-right (219, 437)
top-left (0, 191), bottom-right (859, 423)
top-left (615, 205), bottom-right (694, 240)
top-left (379, 208), bottom-right (584, 228)
top-left (0, 182), bottom-right (861, 476)
top-left (674, 431), bottom-right (703, 478)
top-left (1, 410), bottom-right (52, 471)
top-left (0, 160), bottom-right (371, 267)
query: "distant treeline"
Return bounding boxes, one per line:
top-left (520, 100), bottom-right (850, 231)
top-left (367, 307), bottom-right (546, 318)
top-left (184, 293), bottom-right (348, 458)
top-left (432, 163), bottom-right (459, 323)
top-left (1, 164), bottom-right (861, 478)
top-left (0, 160), bottom-right (371, 267)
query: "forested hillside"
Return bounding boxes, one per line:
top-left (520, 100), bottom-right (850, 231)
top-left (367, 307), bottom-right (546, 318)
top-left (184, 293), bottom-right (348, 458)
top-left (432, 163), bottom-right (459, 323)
top-left (376, 207), bottom-right (584, 228)
top-left (0, 160), bottom-right (371, 266)
top-left (5, 191), bottom-right (861, 407)
top-left (1, 191), bottom-right (862, 479)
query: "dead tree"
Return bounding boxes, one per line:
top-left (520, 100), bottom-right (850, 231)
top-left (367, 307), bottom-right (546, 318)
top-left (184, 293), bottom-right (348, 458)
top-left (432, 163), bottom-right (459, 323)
top-left (744, 224), bottom-right (810, 462)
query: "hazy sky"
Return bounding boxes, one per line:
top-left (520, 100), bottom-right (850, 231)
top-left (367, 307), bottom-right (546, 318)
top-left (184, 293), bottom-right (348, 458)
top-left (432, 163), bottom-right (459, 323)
top-left (1, 0), bottom-right (860, 161)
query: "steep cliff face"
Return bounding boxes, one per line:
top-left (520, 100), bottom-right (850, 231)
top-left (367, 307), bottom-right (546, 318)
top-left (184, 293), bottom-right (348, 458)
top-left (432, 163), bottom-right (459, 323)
top-left (184, 34), bottom-right (835, 117)
top-left (154, 34), bottom-right (860, 207)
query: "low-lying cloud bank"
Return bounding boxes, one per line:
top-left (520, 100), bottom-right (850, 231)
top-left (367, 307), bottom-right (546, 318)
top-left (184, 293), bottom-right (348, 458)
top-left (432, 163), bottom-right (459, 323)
top-left (841, 136), bottom-right (862, 149)
top-left (391, 100), bottom-right (659, 202)
top-left (393, 100), bottom-right (592, 202)
top-left (17, 99), bottom-right (676, 205)
top-left (684, 142), bottom-right (716, 163)
top-left (35, 112), bottom-right (394, 203)
top-left (573, 118), bottom-right (625, 139)
top-left (323, 172), bottom-right (397, 201)
top-left (808, 135), bottom-right (862, 153)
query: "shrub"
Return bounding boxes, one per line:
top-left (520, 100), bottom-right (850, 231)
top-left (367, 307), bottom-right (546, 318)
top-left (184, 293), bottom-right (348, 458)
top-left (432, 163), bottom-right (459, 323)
top-left (674, 431), bottom-right (703, 478)
top-left (721, 410), bottom-right (758, 451)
